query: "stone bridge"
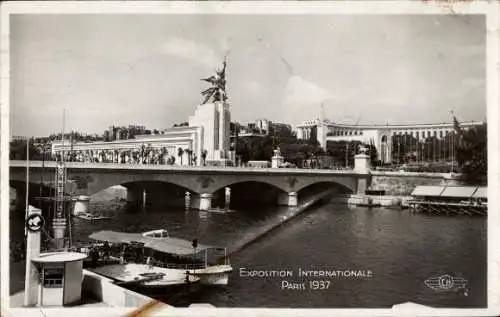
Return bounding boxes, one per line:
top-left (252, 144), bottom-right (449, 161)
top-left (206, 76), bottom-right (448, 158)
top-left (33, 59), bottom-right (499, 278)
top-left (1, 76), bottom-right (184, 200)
top-left (10, 161), bottom-right (372, 211)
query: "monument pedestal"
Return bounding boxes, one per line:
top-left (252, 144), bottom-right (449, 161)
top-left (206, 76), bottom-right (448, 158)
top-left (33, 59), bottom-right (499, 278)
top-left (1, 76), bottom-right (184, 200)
top-left (354, 153), bottom-right (371, 173)
top-left (354, 152), bottom-right (372, 194)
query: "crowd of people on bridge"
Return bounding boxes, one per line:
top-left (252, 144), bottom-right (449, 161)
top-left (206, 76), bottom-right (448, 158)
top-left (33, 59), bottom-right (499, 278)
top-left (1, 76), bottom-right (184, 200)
top-left (53, 144), bottom-right (198, 166)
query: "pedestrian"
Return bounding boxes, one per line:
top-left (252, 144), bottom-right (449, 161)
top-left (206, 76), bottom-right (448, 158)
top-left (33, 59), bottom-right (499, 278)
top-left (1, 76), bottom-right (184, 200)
top-left (103, 241), bottom-right (110, 262)
top-left (91, 247), bottom-right (99, 267)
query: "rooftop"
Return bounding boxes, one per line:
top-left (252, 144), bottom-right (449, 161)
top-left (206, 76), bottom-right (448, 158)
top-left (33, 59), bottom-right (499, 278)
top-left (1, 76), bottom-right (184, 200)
top-left (411, 185), bottom-right (487, 199)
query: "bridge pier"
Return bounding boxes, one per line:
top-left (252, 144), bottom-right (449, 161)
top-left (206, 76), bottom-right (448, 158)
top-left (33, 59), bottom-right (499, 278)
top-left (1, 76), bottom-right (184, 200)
top-left (52, 218), bottom-right (67, 250)
top-left (277, 192), bottom-right (298, 207)
top-left (354, 153), bottom-right (372, 194)
top-left (125, 186), bottom-right (145, 211)
top-left (225, 187), bottom-right (231, 209)
top-left (73, 195), bottom-right (90, 215)
top-left (191, 193), bottom-right (213, 211)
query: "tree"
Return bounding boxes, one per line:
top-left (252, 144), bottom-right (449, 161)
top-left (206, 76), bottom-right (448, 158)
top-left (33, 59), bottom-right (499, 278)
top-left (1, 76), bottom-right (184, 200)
top-left (185, 148), bottom-right (192, 166)
top-left (177, 147), bottom-right (184, 165)
top-left (456, 124), bottom-right (487, 185)
top-left (10, 139), bottom-right (44, 160)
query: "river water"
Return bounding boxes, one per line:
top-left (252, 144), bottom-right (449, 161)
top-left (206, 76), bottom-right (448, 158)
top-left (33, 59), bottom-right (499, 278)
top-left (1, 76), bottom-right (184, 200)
top-left (9, 186), bottom-right (487, 308)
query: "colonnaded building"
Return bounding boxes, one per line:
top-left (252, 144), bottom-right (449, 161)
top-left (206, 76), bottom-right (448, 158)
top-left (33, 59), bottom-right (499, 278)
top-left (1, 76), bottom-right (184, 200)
top-left (51, 101), bottom-right (232, 166)
top-left (295, 118), bottom-right (485, 164)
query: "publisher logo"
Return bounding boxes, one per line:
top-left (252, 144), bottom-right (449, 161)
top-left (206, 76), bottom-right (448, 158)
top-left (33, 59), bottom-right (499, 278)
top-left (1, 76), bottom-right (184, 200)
top-left (425, 274), bottom-right (468, 294)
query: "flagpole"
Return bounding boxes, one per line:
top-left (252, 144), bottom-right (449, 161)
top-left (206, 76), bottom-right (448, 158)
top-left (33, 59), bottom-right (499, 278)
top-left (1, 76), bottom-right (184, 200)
top-left (451, 131), bottom-right (454, 173)
top-left (24, 137), bottom-right (30, 237)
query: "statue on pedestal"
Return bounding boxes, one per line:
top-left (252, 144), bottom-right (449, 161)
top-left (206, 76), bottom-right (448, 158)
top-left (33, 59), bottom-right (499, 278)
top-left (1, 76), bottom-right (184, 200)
top-left (358, 145), bottom-right (369, 155)
top-left (200, 56), bottom-right (228, 104)
top-left (273, 146), bottom-right (282, 158)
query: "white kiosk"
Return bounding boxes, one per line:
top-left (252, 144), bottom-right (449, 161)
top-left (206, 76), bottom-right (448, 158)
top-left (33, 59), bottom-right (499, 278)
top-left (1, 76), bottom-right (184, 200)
top-left (24, 206), bottom-right (87, 307)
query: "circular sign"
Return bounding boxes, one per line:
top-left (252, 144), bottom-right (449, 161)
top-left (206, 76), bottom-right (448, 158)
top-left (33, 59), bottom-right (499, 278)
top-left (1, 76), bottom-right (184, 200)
top-left (26, 214), bottom-right (45, 232)
top-left (438, 274), bottom-right (454, 290)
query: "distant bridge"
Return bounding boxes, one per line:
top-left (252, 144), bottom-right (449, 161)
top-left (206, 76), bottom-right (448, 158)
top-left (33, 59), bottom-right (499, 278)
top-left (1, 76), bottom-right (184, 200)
top-left (10, 161), bottom-right (372, 210)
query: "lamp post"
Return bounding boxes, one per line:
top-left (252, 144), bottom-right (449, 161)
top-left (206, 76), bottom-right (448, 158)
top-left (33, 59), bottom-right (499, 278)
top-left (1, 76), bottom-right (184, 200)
top-left (345, 143), bottom-right (349, 168)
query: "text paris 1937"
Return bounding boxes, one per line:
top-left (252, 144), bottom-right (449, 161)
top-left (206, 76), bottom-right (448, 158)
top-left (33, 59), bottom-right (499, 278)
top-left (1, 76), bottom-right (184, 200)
top-left (281, 280), bottom-right (331, 290)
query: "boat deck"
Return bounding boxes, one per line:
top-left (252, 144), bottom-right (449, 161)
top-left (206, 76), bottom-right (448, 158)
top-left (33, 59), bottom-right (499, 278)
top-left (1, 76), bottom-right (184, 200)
top-left (89, 263), bottom-right (199, 286)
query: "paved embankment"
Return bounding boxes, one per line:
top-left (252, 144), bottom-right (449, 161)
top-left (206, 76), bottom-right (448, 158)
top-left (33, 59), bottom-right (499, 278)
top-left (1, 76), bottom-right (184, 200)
top-left (228, 189), bottom-right (335, 256)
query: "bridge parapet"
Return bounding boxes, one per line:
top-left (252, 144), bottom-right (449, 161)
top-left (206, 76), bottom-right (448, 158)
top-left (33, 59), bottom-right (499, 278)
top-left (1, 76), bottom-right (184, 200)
top-left (9, 160), bottom-right (361, 176)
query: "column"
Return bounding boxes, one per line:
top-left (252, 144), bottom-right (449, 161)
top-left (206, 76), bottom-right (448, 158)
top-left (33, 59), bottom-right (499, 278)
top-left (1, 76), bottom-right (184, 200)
top-left (277, 192), bottom-right (298, 207)
top-left (73, 195), bottom-right (90, 215)
top-left (24, 206), bottom-right (42, 306)
top-left (52, 218), bottom-right (67, 250)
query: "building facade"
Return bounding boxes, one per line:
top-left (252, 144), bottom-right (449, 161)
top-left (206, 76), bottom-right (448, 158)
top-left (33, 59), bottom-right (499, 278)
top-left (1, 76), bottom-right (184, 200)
top-left (52, 102), bottom-right (232, 166)
top-left (296, 118), bottom-right (485, 163)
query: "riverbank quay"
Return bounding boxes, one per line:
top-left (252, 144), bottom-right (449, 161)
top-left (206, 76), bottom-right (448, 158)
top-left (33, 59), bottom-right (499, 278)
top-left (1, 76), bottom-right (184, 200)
top-left (328, 171), bottom-right (477, 210)
top-left (7, 259), bottom-right (173, 316)
top-left (330, 194), bottom-right (412, 208)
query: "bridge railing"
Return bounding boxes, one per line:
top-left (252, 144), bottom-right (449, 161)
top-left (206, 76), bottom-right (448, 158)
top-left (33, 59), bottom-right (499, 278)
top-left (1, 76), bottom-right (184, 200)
top-left (10, 160), bottom-right (360, 174)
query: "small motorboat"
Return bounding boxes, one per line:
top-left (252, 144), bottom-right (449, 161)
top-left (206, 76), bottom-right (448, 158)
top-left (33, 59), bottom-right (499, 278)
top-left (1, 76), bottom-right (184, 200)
top-left (74, 212), bottom-right (111, 221)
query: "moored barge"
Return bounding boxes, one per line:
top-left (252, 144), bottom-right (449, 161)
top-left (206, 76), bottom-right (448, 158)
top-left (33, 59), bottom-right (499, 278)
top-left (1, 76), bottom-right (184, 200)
top-left (408, 185), bottom-right (487, 216)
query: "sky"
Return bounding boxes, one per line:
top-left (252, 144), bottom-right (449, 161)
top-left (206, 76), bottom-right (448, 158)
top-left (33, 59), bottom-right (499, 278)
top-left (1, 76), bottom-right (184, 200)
top-left (10, 14), bottom-right (486, 137)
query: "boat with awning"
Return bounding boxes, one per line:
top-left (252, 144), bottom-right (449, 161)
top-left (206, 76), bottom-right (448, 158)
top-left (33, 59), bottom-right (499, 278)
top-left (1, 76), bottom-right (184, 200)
top-left (88, 230), bottom-right (233, 285)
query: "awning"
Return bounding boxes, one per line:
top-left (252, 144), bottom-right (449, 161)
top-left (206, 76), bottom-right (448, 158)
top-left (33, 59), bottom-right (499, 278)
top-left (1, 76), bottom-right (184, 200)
top-left (411, 186), bottom-right (445, 197)
top-left (472, 187), bottom-right (487, 199)
top-left (89, 230), bottom-right (148, 245)
top-left (89, 230), bottom-right (217, 256)
top-left (440, 186), bottom-right (477, 198)
top-left (144, 237), bottom-right (215, 256)
top-left (410, 185), bottom-right (488, 200)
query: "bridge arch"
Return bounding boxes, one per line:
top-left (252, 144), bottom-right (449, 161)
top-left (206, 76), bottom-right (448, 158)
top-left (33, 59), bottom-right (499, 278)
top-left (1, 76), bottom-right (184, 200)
top-left (206, 176), bottom-right (291, 194)
top-left (296, 181), bottom-right (353, 200)
top-left (293, 177), bottom-right (357, 194)
top-left (211, 181), bottom-right (287, 208)
top-left (70, 171), bottom-right (203, 196)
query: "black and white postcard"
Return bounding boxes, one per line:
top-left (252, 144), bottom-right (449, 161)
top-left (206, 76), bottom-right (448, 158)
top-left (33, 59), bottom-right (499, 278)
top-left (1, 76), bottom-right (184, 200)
top-left (1, 1), bottom-right (499, 317)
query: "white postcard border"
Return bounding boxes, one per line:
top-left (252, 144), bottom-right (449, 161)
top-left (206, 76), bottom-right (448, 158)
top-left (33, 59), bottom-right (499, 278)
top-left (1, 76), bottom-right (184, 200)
top-left (1, 1), bottom-right (498, 316)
